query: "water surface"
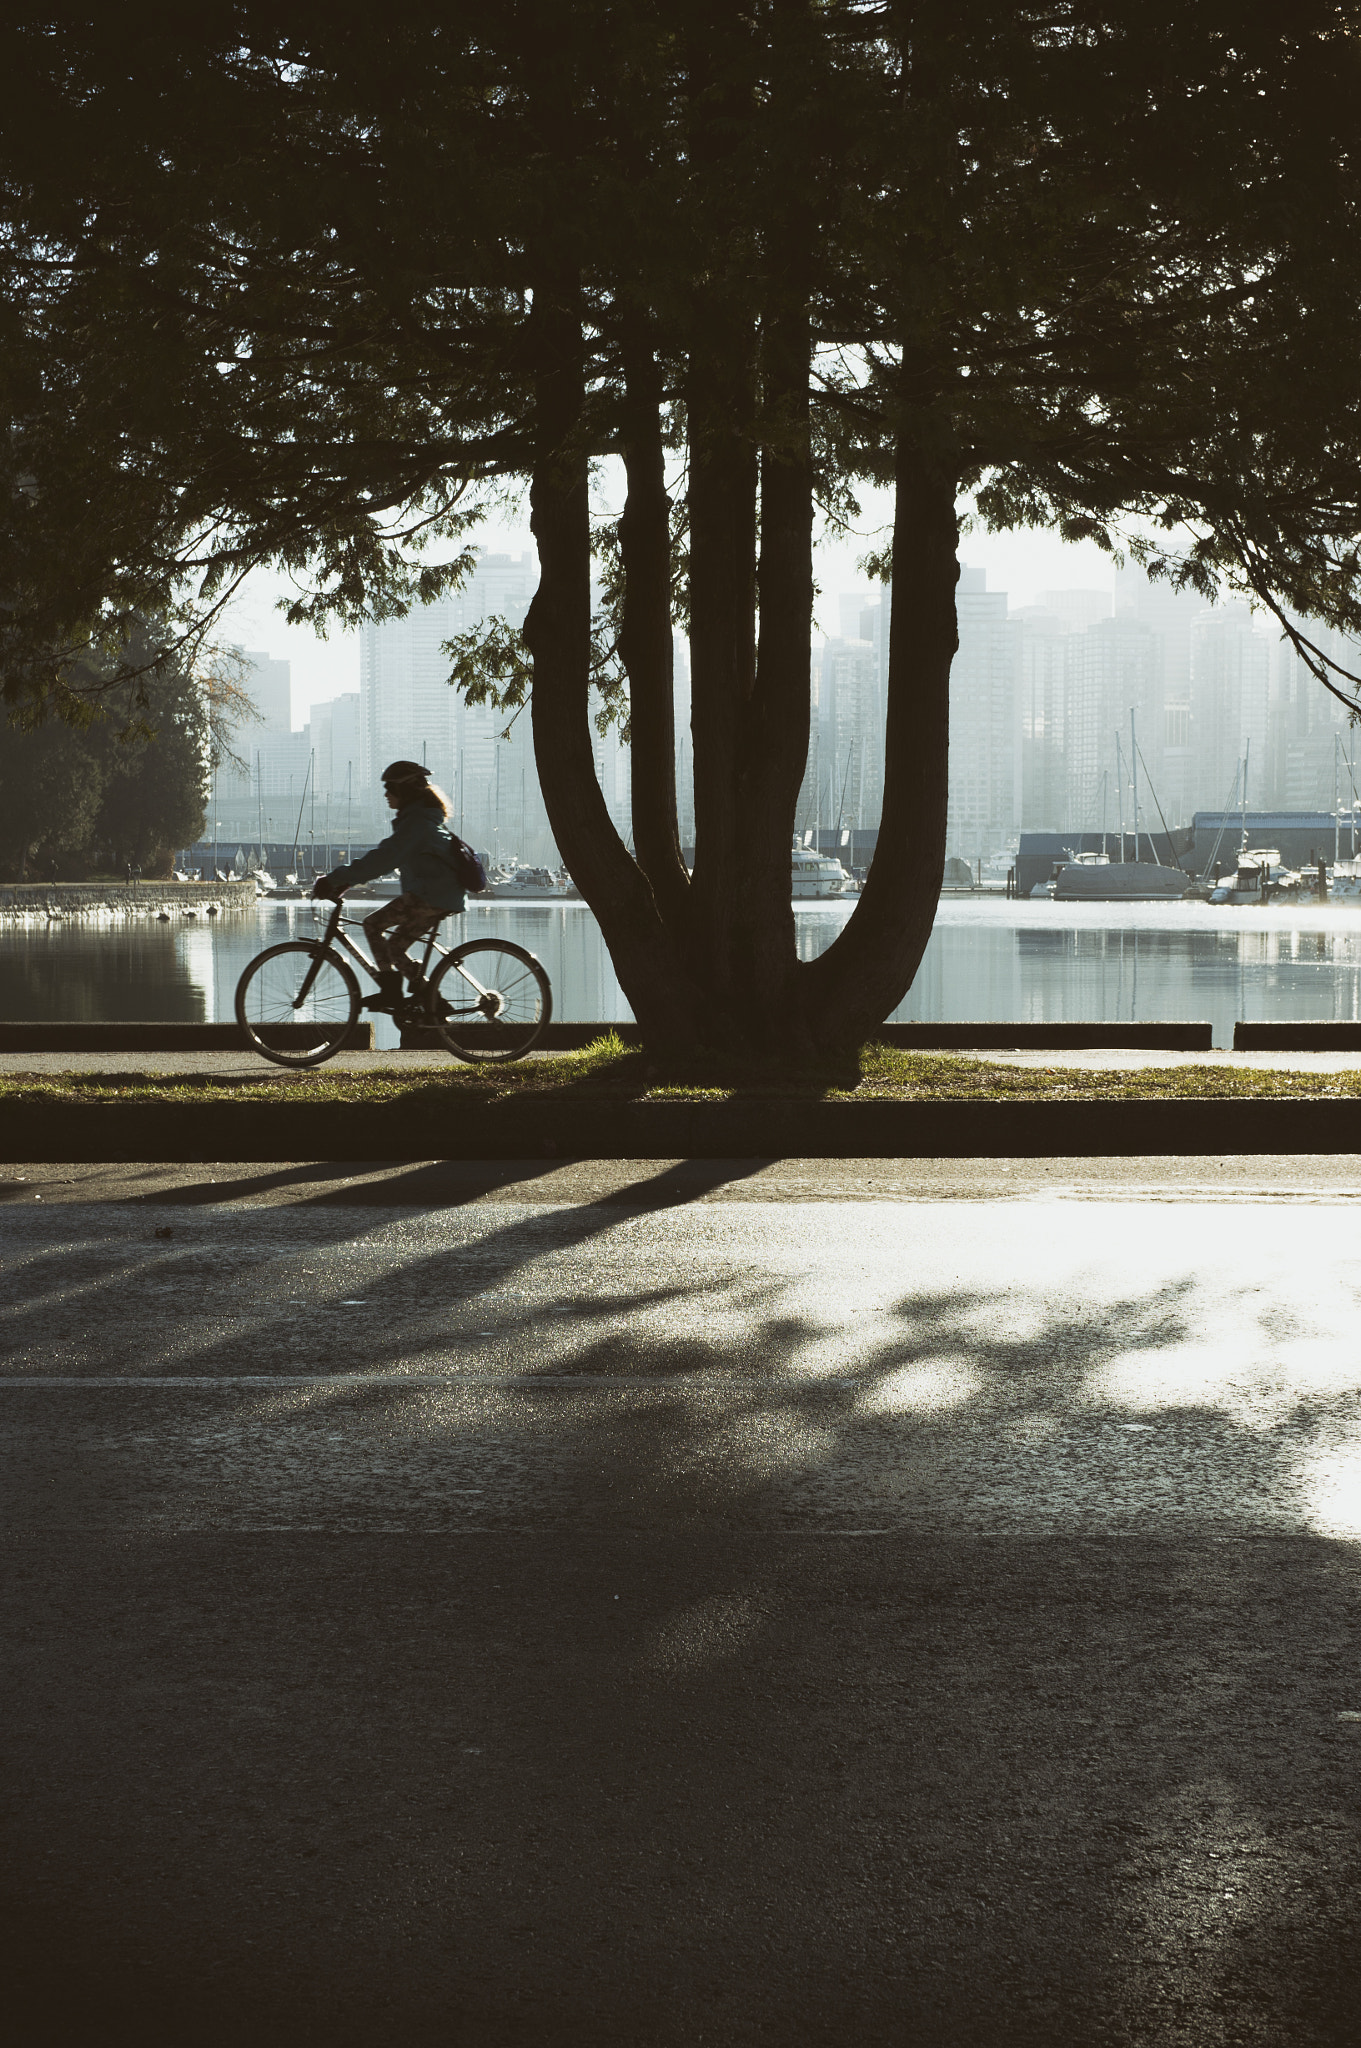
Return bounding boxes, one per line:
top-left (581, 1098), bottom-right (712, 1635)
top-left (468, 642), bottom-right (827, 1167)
top-left (6, 895), bottom-right (1361, 1048)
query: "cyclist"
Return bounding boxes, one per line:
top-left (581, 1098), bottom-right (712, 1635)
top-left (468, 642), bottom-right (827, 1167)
top-left (312, 760), bottom-right (468, 1013)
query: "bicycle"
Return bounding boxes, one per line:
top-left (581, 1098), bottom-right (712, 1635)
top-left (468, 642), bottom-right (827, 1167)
top-left (234, 895), bottom-right (553, 1069)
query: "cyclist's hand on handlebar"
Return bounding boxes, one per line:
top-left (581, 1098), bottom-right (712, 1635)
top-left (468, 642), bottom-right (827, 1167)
top-left (312, 875), bottom-right (342, 901)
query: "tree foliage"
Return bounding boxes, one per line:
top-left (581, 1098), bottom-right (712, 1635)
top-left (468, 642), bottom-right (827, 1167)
top-left (3, 4), bottom-right (1361, 1038)
top-left (0, 633), bottom-right (246, 878)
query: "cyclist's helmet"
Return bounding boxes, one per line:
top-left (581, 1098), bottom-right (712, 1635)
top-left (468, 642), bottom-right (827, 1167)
top-left (383, 759), bottom-right (452, 816)
top-left (382, 759), bottom-right (429, 794)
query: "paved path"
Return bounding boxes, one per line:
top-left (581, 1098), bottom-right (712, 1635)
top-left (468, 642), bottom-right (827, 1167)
top-left (4, 1156), bottom-right (1361, 2045)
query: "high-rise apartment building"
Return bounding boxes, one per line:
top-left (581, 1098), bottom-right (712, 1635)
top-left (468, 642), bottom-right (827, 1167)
top-left (1189, 604), bottom-right (1270, 814)
top-left (946, 567), bottom-right (1020, 862)
top-left (358, 553), bottom-right (556, 856)
top-left (240, 648), bottom-right (292, 732)
top-left (795, 655), bottom-right (822, 842)
top-left (673, 635), bottom-right (695, 852)
top-left (307, 692), bottom-right (363, 840)
top-left (1113, 565), bottom-right (1204, 823)
top-left (817, 636), bottom-right (882, 833)
top-left (1270, 620), bottom-right (1360, 813)
top-left (1063, 615), bottom-right (1161, 839)
top-left (1014, 607), bottom-right (1067, 830)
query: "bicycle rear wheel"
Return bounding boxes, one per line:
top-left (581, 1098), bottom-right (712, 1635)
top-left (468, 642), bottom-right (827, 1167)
top-left (427, 940), bottom-right (552, 1062)
top-left (235, 942), bottom-right (361, 1067)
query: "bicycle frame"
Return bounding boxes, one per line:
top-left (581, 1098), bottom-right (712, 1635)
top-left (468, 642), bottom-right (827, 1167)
top-left (305, 900), bottom-right (497, 1015)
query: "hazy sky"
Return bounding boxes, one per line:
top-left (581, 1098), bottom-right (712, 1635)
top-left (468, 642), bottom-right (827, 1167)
top-left (223, 486), bottom-right (1118, 729)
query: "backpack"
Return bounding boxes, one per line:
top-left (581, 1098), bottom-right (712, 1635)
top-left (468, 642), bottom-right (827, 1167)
top-left (440, 828), bottom-right (489, 894)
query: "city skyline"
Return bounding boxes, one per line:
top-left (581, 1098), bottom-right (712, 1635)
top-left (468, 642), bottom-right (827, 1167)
top-left (224, 503), bottom-right (1124, 727)
top-left (221, 546), bottom-right (1360, 869)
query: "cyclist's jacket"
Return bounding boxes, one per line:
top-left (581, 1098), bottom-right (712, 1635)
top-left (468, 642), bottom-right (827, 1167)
top-left (323, 804), bottom-right (467, 914)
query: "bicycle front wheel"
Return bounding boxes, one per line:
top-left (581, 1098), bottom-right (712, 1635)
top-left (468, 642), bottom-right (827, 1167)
top-left (235, 942), bottom-right (361, 1067)
top-left (427, 940), bottom-right (552, 1063)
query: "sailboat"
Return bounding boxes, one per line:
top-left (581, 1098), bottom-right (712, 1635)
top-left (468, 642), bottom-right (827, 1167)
top-left (1053, 712), bottom-right (1195, 901)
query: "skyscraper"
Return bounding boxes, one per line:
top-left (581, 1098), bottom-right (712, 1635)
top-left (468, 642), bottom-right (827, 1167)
top-left (358, 553), bottom-right (541, 849)
top-left (1189, 604), bottom-right (1270, 814)
top-left (818, 635), bottom-right (881, 834)
top-left (1063, 615), bottom-right (1160, 840)
top-left (1014, 608), bottom-right (1067, 830)
top-left (240, 648), bottom-right (291, 732)
top-left (946, 567), bottom-right (1020, 862)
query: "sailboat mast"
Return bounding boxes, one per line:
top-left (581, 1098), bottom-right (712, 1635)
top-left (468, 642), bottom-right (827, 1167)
top-left (1130, 710), bottom-right (1139, 862)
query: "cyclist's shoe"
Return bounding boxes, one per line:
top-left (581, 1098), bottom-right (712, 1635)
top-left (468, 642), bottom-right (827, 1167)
top-left (399, 978), bottom-right (453, 1027)
top-left (364, 971), bottom-right (405, 1014)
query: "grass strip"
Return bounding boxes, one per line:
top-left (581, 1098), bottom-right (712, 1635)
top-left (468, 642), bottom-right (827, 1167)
top-left (2, 1032), bottom-right (1361, 1105)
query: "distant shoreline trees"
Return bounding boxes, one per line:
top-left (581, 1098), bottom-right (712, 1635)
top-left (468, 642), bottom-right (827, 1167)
top-left (3, 5), bottom-right (1361, 1045)
top-left (0, 638), bottom-right (254, 881)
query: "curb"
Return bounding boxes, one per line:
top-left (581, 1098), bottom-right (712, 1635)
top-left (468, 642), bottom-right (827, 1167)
top-left (1234, 1022), bottom-right (1361, 1051)
top-left (0, 1023), bottom-right (377, 1052)
top-left (4, 1095), bottom-right (1361, 1162)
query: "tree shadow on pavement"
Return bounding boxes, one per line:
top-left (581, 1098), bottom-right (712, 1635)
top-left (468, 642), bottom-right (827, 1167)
top-left (4, 1208), bottom-right (1361, 2045)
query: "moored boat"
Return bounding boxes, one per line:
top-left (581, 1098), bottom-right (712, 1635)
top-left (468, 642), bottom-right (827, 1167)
top-left (478, 866), bottom-right (565, 899)
top-left (1053, 856), bottom-right (1193, 902)
top-left (792, 843), bottom-right (848, 898)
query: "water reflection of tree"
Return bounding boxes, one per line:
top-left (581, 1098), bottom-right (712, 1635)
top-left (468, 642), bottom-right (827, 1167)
top-left (0, 922), bottom-right (206, 1023)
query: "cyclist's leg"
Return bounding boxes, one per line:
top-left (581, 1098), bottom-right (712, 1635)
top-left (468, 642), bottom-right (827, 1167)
top-left (372, 896), bottom-right (443, 984)
top-left (361, 901), bottom-right (404, 973)
top-left (359, 901), bottom-right (418, 1010)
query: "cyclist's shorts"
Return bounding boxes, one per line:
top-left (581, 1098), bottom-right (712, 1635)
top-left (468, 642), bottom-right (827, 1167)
top-left (363, 893), bottom-right (444, 944)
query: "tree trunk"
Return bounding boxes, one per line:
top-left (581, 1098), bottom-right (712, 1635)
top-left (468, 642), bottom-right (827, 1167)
top-left (801, 443), bottom-right (958, 1044)
top-left (686, 313), bottom-right (758, 1012)
top-left (734, 206), bottom-right (814, 1051)
top-left (523, 284), bottom-right (705, 1044)
top-left (617, 332), bottom-right (691, 938)
top-left (684, 10), bottom-right (758, 1017)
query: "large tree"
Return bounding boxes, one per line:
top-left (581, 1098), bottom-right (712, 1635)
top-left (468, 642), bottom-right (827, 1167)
top-left (3, 3), bottom-right (1361, 1045)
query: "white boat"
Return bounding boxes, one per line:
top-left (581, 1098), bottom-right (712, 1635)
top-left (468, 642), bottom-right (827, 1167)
top-left (792, 843), bottom-right (848, 898)
top-left (1208, 848), bottom-right (1293, 905)
top-left (478, 866), bottom-right (565, 899)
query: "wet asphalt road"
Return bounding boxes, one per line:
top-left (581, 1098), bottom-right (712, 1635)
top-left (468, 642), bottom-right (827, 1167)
top-left (4, 1156), bottom-right (1361, 2046)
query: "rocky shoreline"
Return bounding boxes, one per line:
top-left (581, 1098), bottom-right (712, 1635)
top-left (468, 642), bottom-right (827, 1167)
top-left (0, 880), bottom-right (257, 921)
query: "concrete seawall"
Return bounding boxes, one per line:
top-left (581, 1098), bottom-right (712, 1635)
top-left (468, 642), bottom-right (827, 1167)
top-left (0, 881), bottom-right (257, 919)
top-left (4, 1093), bottom-right (1361, 1162)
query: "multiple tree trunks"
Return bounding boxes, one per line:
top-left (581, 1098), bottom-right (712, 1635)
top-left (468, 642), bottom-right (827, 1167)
top-left (526, 282), bottom-right (956, 1052)
top-left (520, 7), bottom-right (958, 1057)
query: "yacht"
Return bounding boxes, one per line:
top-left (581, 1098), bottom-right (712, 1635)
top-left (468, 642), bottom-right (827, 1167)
top-left (1207, 848), bottom-right (1297, 904)
top-left (1329, 858), bottom-right (1361, 902)
top-left (346, 876), bottom-right (401, 900)
top-left (479, 866), bottom-right (565, 899)
top-left (792, 843), bottom-right (849, 899)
